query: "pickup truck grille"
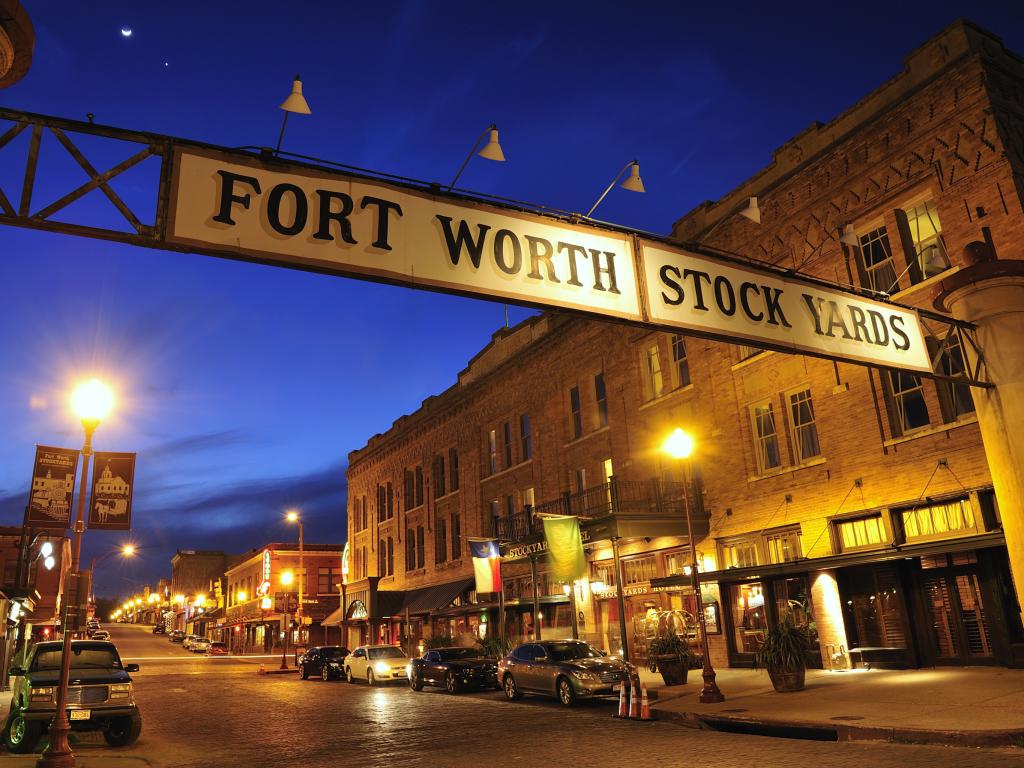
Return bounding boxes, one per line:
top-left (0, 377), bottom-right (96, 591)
top-left (67, 685), bottom-right (108, 705)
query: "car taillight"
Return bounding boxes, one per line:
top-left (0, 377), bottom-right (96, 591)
top-left (110, 684), bottom-right (131, 698)
top-left (30, 687), bottom-right (54, 702)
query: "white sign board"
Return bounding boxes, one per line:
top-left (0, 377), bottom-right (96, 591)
top-left (167, 148), bottom-right (932, 373)
top-left (168, 149), bottom-right (641, 321)
top-left (641, 244), bottom-right (932, 372)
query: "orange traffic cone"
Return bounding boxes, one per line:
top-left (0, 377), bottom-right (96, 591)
top-left (258, 663), bottom-right (266, 675)
top-left (638, 681), bottom-right (655, 721)
top-left (614, 680), bottom-right (628, 718)
top-left (628, 676), bottom-right (640, 719)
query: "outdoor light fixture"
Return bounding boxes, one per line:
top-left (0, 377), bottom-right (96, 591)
top-left (275, 74), bottom-right (312, 155)
top-left (280, 570), bottom-right (294, 586)
top-left (840, 224), bottom-right (859, 246)
top-left (662, 427), bottom-right (695, 460)
top-left (43, 556), bottom-right (55, 570)
top-left (448, 123), bottom-right (505, 191)
top-left (39, 541), bottom-right (53, 558)
top-left (237, 590), bottom-right (247, 602)
top-left (586, 160), bottom-right (645, 218)
top-left (738, 196), bottom-right (761, 224)
top-left (122, 544), bottom-right (136, 557)
top-left (71, 378), bottom-right (114, 426)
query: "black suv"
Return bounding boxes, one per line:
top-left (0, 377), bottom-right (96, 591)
top-left (4, 640), bottom-right (141, 753)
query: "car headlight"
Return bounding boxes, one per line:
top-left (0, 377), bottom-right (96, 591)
top-left (570, 670), bottom-right (600, 682)
top-left (374, 661), bottom-right (389, 674)
top-left (30, 687), bottom-right (54, 702)
top-left (110, 683), bottom-right (131, 698)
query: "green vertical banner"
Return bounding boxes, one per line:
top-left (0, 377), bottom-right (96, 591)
top-left (542, 516), bottom-right (586, 582)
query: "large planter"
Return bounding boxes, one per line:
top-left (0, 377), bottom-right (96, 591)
top-left (767, 665), bottom-right (805, 692)
top-left (651, 655), bottom-right (689, 686)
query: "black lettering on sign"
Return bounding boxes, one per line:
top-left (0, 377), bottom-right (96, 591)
top-left (867, 310), bottom-right (890, 347)
top-left (493, 229), bottom-right (522, 275)
top-left (313, 190), bottom-right (357, 244)
top-left (660, 265), bottom-right (684, 306)
top-left (683, 269), bottom-right (712, 311)
top-left (761, 286), bottom-right (792, 328)
top-left (558, 243), bottom-right (587, 287)
top-left (212, 170), bottom-right (261, 225)
top-left (437, 216), bottom-right (490, 268)
top-left (825, 300), bottom-right (854, 340)
top-left (590, 250), bottom-right (620, 294)
top-left (714, 276), bottom-right (736, 317)
top-left (848, 305), bottom-right (871, 343)
top-left (267, 183), bottom-right (308, 236)
top-left (739, 282), bottom-right (763, 322)
top-left (525, 236), bottom-right (559, 283)
top-left (802, 294), bottom-right (825, 335)
top-left (890, 315), bottom-right (911, 351)
top-left (360, 196), bottom-right (403, 250)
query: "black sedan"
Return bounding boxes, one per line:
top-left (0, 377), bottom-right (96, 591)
top-left (408, 647), bottom-right (499, 694)
top-left (298, 646), bottom-right (350, 681)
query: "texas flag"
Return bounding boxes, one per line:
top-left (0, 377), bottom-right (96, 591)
top-left (469, 539), bottom-right (502, 594)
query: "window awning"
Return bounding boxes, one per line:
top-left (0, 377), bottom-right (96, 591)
top-left (322, 605), bottom-right (345, 627)
top-left (394, 578), bottom-right (474, 617)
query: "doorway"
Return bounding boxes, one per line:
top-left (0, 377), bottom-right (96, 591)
top-left (919, 553), bottom-right (994, 663)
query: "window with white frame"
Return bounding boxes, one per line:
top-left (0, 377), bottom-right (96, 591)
top-left (888, 370), bottom-right (930, 435)
top-left (623, 555), bottom-right (657, 585)
top-left (788, 389), bottom-right (821, 463)
top-left (750, 401), bottom-right (782, 473)
top-left (643, 344), bottom-right (664, 400)
top-left (902, 200), bottom-right (949, 281)
top-left (937, 334), bottom-right (975, 421)
top-left (671, 334), bottom-right (691, 388)
top-left (721, 537), bottom-right (759, 568)
top-left (858, 226), bottom-right (899, 294)
top-left (764, 528), bottom-right (802, 564)
top-left (835, 514), bottom-right (886, 551)
top-left (900, 499), bottom-right (977, 541)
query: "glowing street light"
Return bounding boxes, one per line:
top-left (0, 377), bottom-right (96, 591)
top-left (661, 428), bottom-right (724, 704)
top-left (237, 590), bottom-right (248, 603)
top-left (279, 570), bottom-right (294, 586)
top-left (71, 378), bottom-right (114, 427)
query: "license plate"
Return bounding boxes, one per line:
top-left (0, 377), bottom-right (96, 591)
top-left (70, 710), bottom-right (90, 721)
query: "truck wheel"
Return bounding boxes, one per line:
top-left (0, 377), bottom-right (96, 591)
top-left (5, 712), bottom-right (42, 753)
top-left (103, 712), bottom-right (142, 747)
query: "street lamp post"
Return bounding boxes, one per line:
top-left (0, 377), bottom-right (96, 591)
top-left (88, 544), bottom-right (136, 605)
top-left (279, 569), bottom-right (294, 670)
top-left (40, 378), bottom-right (114, 768)
top-left (663, 428), bottom-right (724, 704)
top-left (285, 511), bottom-right (304, 649)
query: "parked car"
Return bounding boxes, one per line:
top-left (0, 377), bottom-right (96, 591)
top-left (408, 647), bottom-right (500, 693)
top-left (182, 635), bottom-right (200, 650)
top-left (298, 646), bottom-right (350, 681)
top-left (4, 639), bottom-right (141, 753)
top-left (190, 638), bottom-right (211, 653)
top-left (343, 645), bottom-right (410, 685)
top-left (498, 640), bottom-right (631, 707)
top-left (168, 630), bottom-right (186, 643)
top-left (151, 625), bottom-right (166, 635)
top-left (91, 630), bottom-right (110, 641)
top-left (208, 642), bottom-right (228, 656)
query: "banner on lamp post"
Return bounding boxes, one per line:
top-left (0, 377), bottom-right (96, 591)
top-left (26, 445), bottom-right (80, 528)
top-left (87, 452), bottom-right (136, 530)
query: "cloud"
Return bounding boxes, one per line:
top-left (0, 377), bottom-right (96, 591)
top-left (142, 429), bottom-right (254, 461)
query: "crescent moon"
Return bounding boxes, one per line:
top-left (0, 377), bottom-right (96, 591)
top-left (120, 27), bottom-right (133, 38)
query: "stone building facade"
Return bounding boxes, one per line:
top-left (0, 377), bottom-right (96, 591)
top-left (344, 20), bottom-right (1024, 669)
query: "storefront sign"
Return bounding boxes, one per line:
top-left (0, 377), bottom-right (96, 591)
top-left (169, 149), bottom-right (642, 322)
top-left (622, 585), bottom-right (649, 596)
top-left (26, 445), bottom-right (80, 528)
top-left (87, 451), bottom-right (136, 530)
top-left (642, 244), bottom-right (931, 372)
top-left (504, 529), bottom-right (592, 560)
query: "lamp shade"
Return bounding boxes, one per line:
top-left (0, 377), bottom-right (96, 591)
top-left (478, 126), bottom-right (505, 162)
top-left (738, 196), bottom-right (761, 224)
top-left (279, 74), bottom-right (312, 115)
top-left (620, 161), bottom-right (645, 193)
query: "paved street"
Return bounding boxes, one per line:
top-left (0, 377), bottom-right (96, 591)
top-left (3, 624), bottom-right (1018, 768)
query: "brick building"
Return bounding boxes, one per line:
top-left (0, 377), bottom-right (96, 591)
top-left (220, 543), bottom-right (343, 653)
top-left (344, 20), bottom-right (1024, 669)
top-left (170, 549), bottom-right (227, 631)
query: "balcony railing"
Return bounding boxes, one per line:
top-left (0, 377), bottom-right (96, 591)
top-left (493, 478), bottom-right (696, 543)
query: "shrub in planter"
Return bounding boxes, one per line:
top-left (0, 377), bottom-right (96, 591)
top-left (753, 619), bottom-right (811, 692)
top-left (646, 632), bottom-right (696, 686)
top-left (474, 636), bottom-right (512, 659)
top-left (425, 634), bottom-right (456, 650)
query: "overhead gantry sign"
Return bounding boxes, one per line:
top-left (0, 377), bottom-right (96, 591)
top-left (0, 107), bottom-right (985, 383)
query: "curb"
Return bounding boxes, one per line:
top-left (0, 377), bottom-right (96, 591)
top-left (651, 707), bottom-right (1024, 748)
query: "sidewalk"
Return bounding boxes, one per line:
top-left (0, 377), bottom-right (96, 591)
top-left (639, 665), bottom-right (1024, 747)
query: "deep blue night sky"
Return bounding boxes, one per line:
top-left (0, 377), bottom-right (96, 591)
top-left (1, 2), bottom-right (1022, 598)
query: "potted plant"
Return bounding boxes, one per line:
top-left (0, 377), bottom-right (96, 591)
top-left (474, 635), bottom-right (511, 659)
top-left (646, 631), bottom-right (695, 686)
top-left (754, 618), bottom-right (811, 692)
